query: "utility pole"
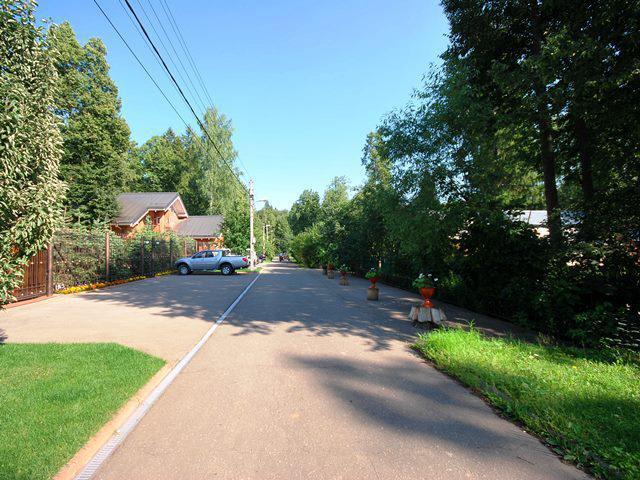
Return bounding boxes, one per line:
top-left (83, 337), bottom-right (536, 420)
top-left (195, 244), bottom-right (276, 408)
top-left (249, 179), bottom-right (256, 268)
top-left (262, 224), bottom-right (271, 255)
top-left (266, 224), bottom-right (270, 253)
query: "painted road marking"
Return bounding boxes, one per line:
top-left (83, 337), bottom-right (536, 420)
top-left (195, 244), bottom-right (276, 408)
top-left (74, 272), bottom-right (262, 480)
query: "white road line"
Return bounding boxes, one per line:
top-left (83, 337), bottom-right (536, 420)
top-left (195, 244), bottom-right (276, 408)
top-left (74, 273), bottom-right (262, 480)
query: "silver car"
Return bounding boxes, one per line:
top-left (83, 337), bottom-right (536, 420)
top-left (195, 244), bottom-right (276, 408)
top-left (175, 250), bottom-right (249, 276)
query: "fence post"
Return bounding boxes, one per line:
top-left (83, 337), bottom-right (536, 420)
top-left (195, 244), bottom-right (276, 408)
top-left (140, 237), bottom-right (144, 276)
top-left (150, 240), bottom-right (155, 275)
top-left (183, 240), bottom-right (187, 257)
top-left (105, 231), bottom-right (110, 282)
top-left (46, 243), bottom-right (53, 296)
top-left (169, 238), bottom-right (173, 269)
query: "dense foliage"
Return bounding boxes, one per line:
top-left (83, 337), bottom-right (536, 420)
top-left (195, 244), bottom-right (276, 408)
top-left (0, 0), bottom-right (66, 304)
top-left (290, 1), bottom-right (640, 348)
top-left (49, 22), bottom-right (131, 224)
top-left (256, 202), bottom-right (292, 257)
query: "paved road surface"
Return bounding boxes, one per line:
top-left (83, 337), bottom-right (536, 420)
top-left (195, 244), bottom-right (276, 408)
top-left (94, 263), bottom-right (587, 479)
top-left (0, 273), bottom-right (255, 362)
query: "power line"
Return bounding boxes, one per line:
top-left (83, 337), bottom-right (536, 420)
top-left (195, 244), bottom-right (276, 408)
top-left (143, 0), bottom-right (209, 113)
top-left (92, 0), bottom-right (248, 196)
top-left (152, 0), bottom-right (250, 177)
top-left (138, 0), bottom-right (251, 180)
top-left (132, 0), bottom-right (207, 115)
top-left (158, 0), bottom-right (214, 107)
top-left (120, 0), bottom-right (248, 192)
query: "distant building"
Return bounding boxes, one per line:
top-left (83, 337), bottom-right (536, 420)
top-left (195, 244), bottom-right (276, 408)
top-left (111, 192), bottom-right (224, 249)
top-left (514, 209), bottom-right (579, 237)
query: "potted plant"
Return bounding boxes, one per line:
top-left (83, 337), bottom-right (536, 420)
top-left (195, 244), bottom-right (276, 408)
top-left (327, 261), bottom-right (335, 279)
top-left (365, 267), bottom-right (380, 300)
top-left (339, 264), bottom-right (349, 285)
top-left (365, 268), bottom-right (380, 288)
top-left (412, 273), bottom-right (437, 307)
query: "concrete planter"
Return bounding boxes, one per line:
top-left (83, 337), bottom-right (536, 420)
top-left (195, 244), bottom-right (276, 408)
top-left (327, 270), bottom-right (335, 279)
top-left (367, 287), bottom-right (379, 301)
top-left (409, 305), bottom-right (447, 325)
top-left (339, 273), bottom-right (349, 285)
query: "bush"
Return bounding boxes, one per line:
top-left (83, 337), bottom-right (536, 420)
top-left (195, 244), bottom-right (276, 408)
top-left (290, 224), bottom-right (325, 267)
top-left (445, 210), bottom-right (549, 322)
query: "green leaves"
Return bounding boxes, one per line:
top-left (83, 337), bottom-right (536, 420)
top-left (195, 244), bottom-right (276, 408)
top-left (48, 22), bottom-right (130, 224)
top-left (0, 0), bottom-right (65, 305)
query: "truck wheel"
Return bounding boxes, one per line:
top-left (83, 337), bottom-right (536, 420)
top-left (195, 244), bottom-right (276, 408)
top-left (178, 264), bottom-right (191, 275)
top-left (220, 263), bottom-right (234, 276)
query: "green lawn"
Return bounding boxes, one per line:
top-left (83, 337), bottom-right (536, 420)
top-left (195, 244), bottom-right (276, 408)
top-left (0, 343), bottom-right (165, 480)
top-left (414, 329), bottom-right (640, 479)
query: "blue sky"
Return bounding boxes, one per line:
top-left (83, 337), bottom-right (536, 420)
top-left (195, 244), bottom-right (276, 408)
top-left (36, 0), bottom-right (449, 209)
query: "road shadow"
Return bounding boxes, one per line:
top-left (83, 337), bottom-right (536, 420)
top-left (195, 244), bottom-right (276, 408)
top-left (283, 352), bottom-right (565, 473)
top-left (224, 265), bottom-right (418, 351)
top-left (0, 328), bottom-right (6, 344)
top-left (76, 272), bottom-right (258, 322)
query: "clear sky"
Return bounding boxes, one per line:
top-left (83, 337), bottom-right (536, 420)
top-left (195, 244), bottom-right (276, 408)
top-left (36, 0), bottom-right (449, 209)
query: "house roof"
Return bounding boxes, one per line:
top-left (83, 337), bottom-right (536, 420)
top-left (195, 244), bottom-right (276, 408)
top-left (174, 215), bottom-right (224, 238)
top-left (514, 209), bottom-right (581, 227)
top-left (515, 210), bottom-right (548, 226)
top-left (113, 192), bottom-right (188, 226)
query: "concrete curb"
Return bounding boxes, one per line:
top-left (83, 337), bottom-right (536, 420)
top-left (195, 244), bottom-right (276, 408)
top-left (53, 363), bottom-right (173, 480)
top-left (52, 271), bottom-right (262, 480)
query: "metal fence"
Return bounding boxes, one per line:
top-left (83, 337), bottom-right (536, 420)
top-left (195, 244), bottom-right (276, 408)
top-left (52, 229), bottom-right (197, 291)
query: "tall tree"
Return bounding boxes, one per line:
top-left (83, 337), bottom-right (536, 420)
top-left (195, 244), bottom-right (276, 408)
top-left (195, 107), bottom-right (245, 216)
top-left (288, 189), bottom-right (321, 235)
top-left (441, 0), bottom-right (565, 244)
top-left (0, 0), bottom-right (65, 304)
top-left (132, 128), bottom-right (189, 194)
top-left (48, 22), bottom-right (130, 224)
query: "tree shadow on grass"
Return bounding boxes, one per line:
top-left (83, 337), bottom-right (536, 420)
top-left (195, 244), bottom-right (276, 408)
top-left (0, 328), bottom-right (6, 344)
top-left (417, 347), bottom-right (639, 477)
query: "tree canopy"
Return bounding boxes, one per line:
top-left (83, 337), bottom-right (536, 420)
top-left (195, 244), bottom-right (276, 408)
top-left (49, 22), bottom-right (131, 224)
top-left (289, 0), bottom-right (640, 353)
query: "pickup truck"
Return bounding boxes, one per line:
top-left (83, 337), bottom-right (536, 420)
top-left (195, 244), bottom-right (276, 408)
top-left (175, 250), bottom-right (249, 276)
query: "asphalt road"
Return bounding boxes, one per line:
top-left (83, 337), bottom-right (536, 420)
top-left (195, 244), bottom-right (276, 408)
top-left (0, 272), bottom-right (257, 362)
top-left (93, 263), bottom-right (587, 480)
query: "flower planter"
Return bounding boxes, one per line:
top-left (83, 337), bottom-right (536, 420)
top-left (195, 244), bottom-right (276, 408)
top-left (327, 270), bottom-right (335, 279)
top-left (419, 287), bottom-right (435, 308)
top-left (339, 271), bottom-right (349, 285)
top-left (367, 287), bottom-right (379, 301)
top-left (368, 276), bottom-right (379, 289)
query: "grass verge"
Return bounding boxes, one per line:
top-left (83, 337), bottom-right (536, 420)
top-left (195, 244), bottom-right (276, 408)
top-left (0, 343), bottom-right (165, 480)
top-left (414, 328), bottom-right (640, 479)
